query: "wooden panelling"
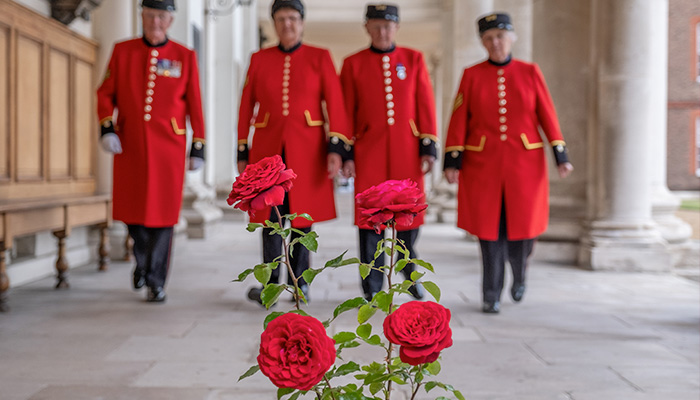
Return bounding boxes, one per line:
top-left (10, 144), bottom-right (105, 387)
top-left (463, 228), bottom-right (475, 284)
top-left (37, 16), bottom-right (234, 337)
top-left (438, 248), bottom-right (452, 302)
top-left (0, 24), bottom-right (8, 182)
top-left (15, 34), bottom-right (42, 181)
top-left (6, 206), bottom-right (63, 239)
top-left (73, 59), bottom-right (93, 180)
top-left (48, 49), bottom-right (70, 180)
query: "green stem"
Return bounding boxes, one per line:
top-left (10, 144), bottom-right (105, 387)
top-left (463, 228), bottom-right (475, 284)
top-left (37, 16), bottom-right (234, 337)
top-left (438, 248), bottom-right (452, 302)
top-left (274, 206), bottom-right (301, 310)
top-left (410, 365), bottom-right (424, 400)
top-left (324, 376), bottom-right (338, 400)
top-left (385, 223), bottom-right (398, 400)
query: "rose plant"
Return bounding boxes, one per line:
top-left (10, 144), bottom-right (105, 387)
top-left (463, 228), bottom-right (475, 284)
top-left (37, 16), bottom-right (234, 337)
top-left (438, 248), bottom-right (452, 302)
top-left (230, 157), bottom-right (464, 400)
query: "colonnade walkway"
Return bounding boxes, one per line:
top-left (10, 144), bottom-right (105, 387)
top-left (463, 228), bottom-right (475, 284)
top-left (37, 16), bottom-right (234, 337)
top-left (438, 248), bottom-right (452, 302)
top-left (1, 193), bottom-right (698, 400)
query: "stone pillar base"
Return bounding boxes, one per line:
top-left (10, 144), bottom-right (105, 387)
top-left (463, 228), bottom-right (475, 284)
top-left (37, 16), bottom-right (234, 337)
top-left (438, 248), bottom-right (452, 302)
top-left (182, 183), bottom-right (223, 239)
top-left (579, 222), bottom-right (672, 272)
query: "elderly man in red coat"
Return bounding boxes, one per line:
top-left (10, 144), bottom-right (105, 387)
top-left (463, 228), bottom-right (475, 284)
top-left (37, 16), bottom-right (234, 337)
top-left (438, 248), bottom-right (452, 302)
top-left (97, 0), bottom-right (205, 303)
top-left (237, 0), bottom-right (351, 305)
top-left (444, 13), bottom-right (574, 314)
top-left (340, 4), bottom-right (438, 302)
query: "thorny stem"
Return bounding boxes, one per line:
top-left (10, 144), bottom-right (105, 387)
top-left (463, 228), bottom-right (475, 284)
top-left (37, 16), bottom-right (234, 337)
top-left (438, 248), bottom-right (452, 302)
top-left (324, 376), bottom-right (338, 400)
top-left (274, 206), bottom-right (301, 310)
top-left (410, 365), bottom-right (424, 400)
top-left (385, 222), bottom-right (397, 400)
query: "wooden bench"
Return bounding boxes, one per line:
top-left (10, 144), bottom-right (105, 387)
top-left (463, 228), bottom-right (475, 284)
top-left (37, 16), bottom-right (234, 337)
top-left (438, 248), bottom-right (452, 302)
top-left (0, 195), bottom-right (111, 311)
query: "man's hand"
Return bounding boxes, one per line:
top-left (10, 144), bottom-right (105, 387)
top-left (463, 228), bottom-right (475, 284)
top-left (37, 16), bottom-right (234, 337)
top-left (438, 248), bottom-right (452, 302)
top-left (237, 160), bottom-right (248, 175)
top-left (188, 157), bottom-right (204, 171)
top-left (558, 162), bottom-right (574, 179)
top-left (101, 133), bottom-right (123, 154)
top-left (328, 153), bottom-right (342, 179)
top-left (342, 160), bottom-right (356, 178)
top-left (444, 168), bottom-right (459, 184)
top-left (421, 155), bottom-right (436, 174)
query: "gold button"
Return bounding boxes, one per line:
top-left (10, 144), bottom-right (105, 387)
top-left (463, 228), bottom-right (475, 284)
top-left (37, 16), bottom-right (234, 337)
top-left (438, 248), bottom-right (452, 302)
top-left (499, 116), bottom-right (506, 123)
top-left (383, 63), bottom-right (390, 70)
top-left (151, 58), bottom-right (158, 64)
top-left (500, 125), bottom-right (507, 132)
top-left (498, 77), bottom-right (506, 83)
top-left (238, 145), bottom-right (246, 151)
top-left (331, 136), bottom-right (339, 144)
top-left (382, 55), bottom-right (390, 62)
top-left (499, 107), bottom-right (507, 114)
top-left (387, 101), bottom-right (394, 109)
top-left (151, 50), bottom-right (159, 57)
top-left (387, 117), bottom-right (395, 125)
top-left (284, 62), bottom-right (290, 68)
top-left (284, 55), bottom-right (291, 61)
top-left (149, 74), bottom-right (156, 80)
top-left (194, 142), bottom-right (203, 150)
top-left (384, 78), bottom-right (392, 85)
top-left (556, 144), bottom-right (564, 152)
top-left (497, 69), bottom-right (504, 75)
top-left (148, 81), bottom-right (155, 88)
top-left (387, 109), bottom-right (395, 117)
top-left (102, 121), bottom-right (110, 127)
top-left (144, 105), bottom-right (152, 112)
top-left (147, 89), bottom-right (154, 96)
top-left (500, 134), bottom-right (507, 141)
top-left (283, 75), bottom-right (290, 81)
top-left (282, 95), bottom-right (289, 101)
top-left (282, 102), bottom-right (289, 109)
top-left (282, 88), bottom-right (289, 94)
top-left (146, 97), bottom-right (153, 104)
top-left (150, 66), bottom-right (157, 72)
top-left (282, 81), bottom-right (289, 87)
top-left (499, 99), bottom-right (507, 106)
top-left (451, 151), bottom-right (459, 158)
top-left (282, 110), bottom-right (289, 116)
top-left (498, 84), bottom-right (506, 91)
top-left (423, 138), bottom-right (431, 145)
top-left (499, 91), bottom-right (506, 98)
top-left (384, 71), bottom-right (391, 77)
top-left (144, 114), bottom-right (151, 121)
top-left (385, 86), bottom-right (393, 93)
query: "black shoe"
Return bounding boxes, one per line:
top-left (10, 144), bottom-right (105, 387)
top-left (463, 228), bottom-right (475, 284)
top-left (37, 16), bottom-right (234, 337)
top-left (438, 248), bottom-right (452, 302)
top-left (146, 287), bottom-right (166, 303)
top-left (408, 283), bottom-right (425, 300)
top-left (247, 287), bottom-right (264, 305)
top-left (132, 269), bottom-right (145, 290)
top-left (511, 283), bottom-right (525, 302)
top-left (482, 301), bottom-right (500, 314)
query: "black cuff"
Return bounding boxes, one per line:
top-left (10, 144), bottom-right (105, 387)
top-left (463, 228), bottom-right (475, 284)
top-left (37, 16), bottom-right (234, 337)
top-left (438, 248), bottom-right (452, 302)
top-left (419, 138), bottom-right (437, 158)
top-left (328, 138), bottom-right (353, 162)
top-left (100, 121), bottom-right (115, 137)
top-left (443, 150), bottom-right (463, 170)
top-left (552, 144), bottom-right (569, 165)
top-left (190, 141), bottom-right (205, 160)
top-left (237, 143), bottom-right (249, 162)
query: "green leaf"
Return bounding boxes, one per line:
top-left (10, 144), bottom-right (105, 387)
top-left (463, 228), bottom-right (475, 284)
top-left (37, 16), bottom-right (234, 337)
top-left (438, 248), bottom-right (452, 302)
top-left (410, 270), bottom-right (425, 282)
top-left (454, 390), bottom-right (466, 400)
top-left (394, 259), bottom-right (409, 273)
top-left (388, 375), bottom-right (406, 384)
top-left (301, 268), bottom-right (323, 285)
top-left (298, 231), bottom-right (319, 252)
top-left (297, 213), bottom-right (314, 221)
top-left (412, 258), bottom-right (435, 273)
top-left (374, 291), bottom-right (392, 313)
top-left (424, 381), bottom-right (438, 392)
top-left (277, 388), bottom-right (295, 399)
top-left (261, 284), bottom-right (286, 308)
top-left (425, 360), bottom-right (441, 375)
top-left (325, 251), bottom-right (361, 268)
top-left (359, 264), bottom-right (371, 280)
top-left (246, 223), bottom-right (264, 232)
top-left (357, 304), bottom-right (378, 324)
top-left (288, 392), bottom-right (302, 400)
top-left (238, 365), bottom-right (259, 381)
top-left (333, 361), bottom-right (360, 377)
top-left (356, 323), bottom-right (371, 339)
top-left (332, 297), bottom-right (368, 321)
top-left (422, 281), bottom-right (441, 302)
top-left (364, 334), bottom-right (382, 346)
top-left (253, 264), bottom-right (272, 285)
top-left (333, 331), bottom-right (357, 343)
top-left (263, 312), bottom-right (284, 329)
top-left (369, 382), bottom-right (383, 395)
top-left (231, 268), bottom-right (255, 282)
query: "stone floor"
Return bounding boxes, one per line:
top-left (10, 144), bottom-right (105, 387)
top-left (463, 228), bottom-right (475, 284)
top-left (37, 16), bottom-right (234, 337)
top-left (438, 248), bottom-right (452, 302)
top-left (1, 193), bottom-right (698, 400)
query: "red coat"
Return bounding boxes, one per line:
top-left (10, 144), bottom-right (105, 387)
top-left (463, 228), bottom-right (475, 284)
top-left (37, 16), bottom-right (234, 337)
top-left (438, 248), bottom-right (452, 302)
top-left (445, 59), bottom-right (566, 241)
top-left (238, 44), bottom-right (350, 228)
top-left (97, 38), bottom-right (205, 227)
top-left (340, 47), bottom-right (437, 231)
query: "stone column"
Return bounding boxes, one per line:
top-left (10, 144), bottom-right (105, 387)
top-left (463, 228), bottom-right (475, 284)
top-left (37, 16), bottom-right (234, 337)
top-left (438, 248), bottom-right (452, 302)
top-left (579, 0), bottom-right (671, 271)
top-left (92, 0), bottom-right (135, 259)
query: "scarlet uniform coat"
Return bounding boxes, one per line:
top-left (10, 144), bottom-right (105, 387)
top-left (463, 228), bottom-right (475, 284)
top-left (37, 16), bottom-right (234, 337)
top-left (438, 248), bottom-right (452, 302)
top-left (340, 47), bottom-right (437, 231)
top-left (445, 59), bottom-right (566, 241)
top-left (238, 44), bottom-right (350, 228)
top-left (97, 38), bottom-right (205, 227)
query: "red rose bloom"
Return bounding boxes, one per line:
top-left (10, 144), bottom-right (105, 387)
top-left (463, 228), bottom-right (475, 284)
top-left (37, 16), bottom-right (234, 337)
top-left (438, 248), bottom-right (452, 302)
top-left (227, 155), bottom-right (296, 216)
top-left (257, 313), bottom-right (336, 391)
top-left (355, 179), bottom-right (428, 233)
top-left (383, 301), bottom-right (453, 366)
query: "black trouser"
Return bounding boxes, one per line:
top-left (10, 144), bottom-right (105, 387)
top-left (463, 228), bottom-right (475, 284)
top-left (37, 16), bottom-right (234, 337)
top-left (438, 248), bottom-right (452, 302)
top-left (478, 205), bottom-right (535, 303)
top-left (359, 228), bottom-right (419, 295)
top-left (127, 225), bottom-right (174, 290)
top-left (262, 194), bottom-right (311, 286)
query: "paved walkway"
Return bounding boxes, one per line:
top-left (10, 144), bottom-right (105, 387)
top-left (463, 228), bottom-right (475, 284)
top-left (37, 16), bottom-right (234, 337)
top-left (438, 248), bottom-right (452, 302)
top-left (1, 193), bottom-right (698, 400)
